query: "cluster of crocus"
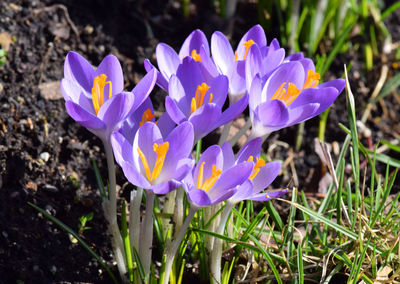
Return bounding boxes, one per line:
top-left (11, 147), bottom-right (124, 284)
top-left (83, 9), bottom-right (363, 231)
top-left (61, 24), bottom-right (344, 284)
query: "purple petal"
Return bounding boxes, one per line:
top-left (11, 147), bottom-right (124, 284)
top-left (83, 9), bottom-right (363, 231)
top-left (111, 131), bottom-right (134, 166)
top-left (249, 74), bottom-right (262, 111)
top-left (230, 180), bottom-right (254, 203)
top-left (287, 103), bottom-right (320, 126)
top-left (207, 162), bottom-right (253, 200)
top-left (179, 29), bottom-right (210, 59)
top-left (317, 78), bottom-right (345, 93)
top-left (245, 45), bottom-right (262, 91)
top-left (131, 68), bottom-right (157, 111)
top-left (227, 60), bottom-right (246, 101)
top-left (236, 25), bottom-right (267, 60)
top-left (256, 99), bottom-right (289, 127)
top-left (156, 43), bottom-right (180, 81)
top-left (251, 161), bottom-right (281, 193)
top-left (189, 103), bottom-right (221, 142)
top-left (211, 31), bottom-right (235, 75)
top-left (249, 188), bottom-right (288, 201)
top-left (121, 161), bottom-right (151, 189)
top-left (161, 122), bottom-right (194, 176)
top-left (97, 92), bottom-right (135, 130)
top-left (217, 93), bottom-right (248, 128)
top-left (208, 75), bottom-right (229, 108)
top-left (168, 75), bottom-right (189, 116)
top-left (165, 96), bottom-right (188, 125)
top-left (221, 142), bottom-right (235, 170)
top-left (150, 179), bottom-right (181, 195)
top-left (262, 48), bottom-right (285, 76)
top-left (95, 54), bottom-right (124, 96)
top-left (157, 112), bottom-right (176, 138)
top-left (284, 52), bottom-right (304, 62)
top-left (65, 100), bottom-right (105, 130)
top-left (289, 86), bottom-right (340, 111)
top-left (64, 51), bottom-right (95, 93)
top-left (176, 57), bottom-right (203, 97)
top-left (236, 137), bottom-right (262, 163)
top-left (144, 59), bottom-right (169, 91)
top-left (186, 187), bottom-right (212, 207)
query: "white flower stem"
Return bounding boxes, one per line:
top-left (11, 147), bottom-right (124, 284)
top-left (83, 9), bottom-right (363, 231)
top-left (229, 119), bottom-right (252, 147)
top-left (102, 140), bottom-right (127, 280)
top-left (140, 190), bottom-right (155, 280)
top-left (163, 207), bottom-right (197, 284)
top-left (174, 187), bottom-right (184, 234)
top-left (129, 187), bottom-right (143, 252)
top-left (210, 201), bottom-right (235, 284)
top-left (218, 121), bottom-right (232, 146)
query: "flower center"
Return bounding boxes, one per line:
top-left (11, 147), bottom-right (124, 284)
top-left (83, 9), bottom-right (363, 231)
top-left (270, 82), bottom-right (301, 106)
top-left (270, 70), bottom-right (321, 106)
top-left (247, 156), bottom-right (266, 180)
top-left (303, 70), bottom-right (320, 89)
top-left (191, 49), bottom-right (202, 62)
top-left (190, 82), bottom-right (213, 114)
top-left (235, 39), bottom-right (255, 61)
top-left (139, 109), bottom-right (156, 127)
top-left (92, 74), bottom-right (112, 115)
top-left (197, 162), bottom-right (222, 192)
top-left (137, 142), bottom-right (169, 183)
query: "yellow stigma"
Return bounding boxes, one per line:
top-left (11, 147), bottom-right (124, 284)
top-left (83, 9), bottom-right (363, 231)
top-left (303, 69), bottom-right (320, 89)
top-left (247, 156), bottom-right (266, 180)
top-left (191, 82), bottom-right (213, 114)
top-left (91, 74), bottom-right (112, 115)
top-left (270, 82), bottom-right (301, 106)
top-left (139, 109), bottom-right (156, 127)
top-left (197, 162), bottom-right (222, 192)
top-left (191, 49), bottom-right (202, 62)
top-left (235, 39), bottom-right (255, 61)
top-left (137, 142), bottom-right (169, 183)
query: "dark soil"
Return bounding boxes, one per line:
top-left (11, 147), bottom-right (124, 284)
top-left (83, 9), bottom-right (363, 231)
top-left (0, 0), bottom-right (399, 283)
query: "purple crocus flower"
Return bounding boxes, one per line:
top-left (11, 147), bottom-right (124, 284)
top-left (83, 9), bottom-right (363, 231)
top-left (111, 121), bottom-right (194, 194)
top-left (165, 57), bottom-right (248, 142)
top-left (248, 60), bottom-right (345, 138)
top-left (61, 51), bottom-right (157, 141)
top-left (183, 144), bottom-right (253, 208)
top-left (144, 29), bottom-right (218, 91)
top-left (212, 25), bottom-right (278, 103)
top-left (221, 138), bottom-right (287, 203)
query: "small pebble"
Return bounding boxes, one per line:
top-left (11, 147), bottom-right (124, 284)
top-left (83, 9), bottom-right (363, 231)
top-left (39, 152), bottom-right (50, 162)
top-left (44, 184), bottom-right (59, 193)
top-left (50, 265), bottom-right (57, 274)
top-left (2, 231), bottom-right (8, 238)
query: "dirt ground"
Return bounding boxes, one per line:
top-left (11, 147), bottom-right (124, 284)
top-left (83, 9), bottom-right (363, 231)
top-left (0, 0), bottom-right (399, 283)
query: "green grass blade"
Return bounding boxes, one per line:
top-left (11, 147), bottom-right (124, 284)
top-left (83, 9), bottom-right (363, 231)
top-left (297, 241), bottom-right (304, 284)
top-left (121, 199), bottom-right (134, 282)
top-left (28, 202), bottom-right (117, 283)
top-left (91, 159), bottom-right (107, 200)
top-left (265, 200), bottom-right (284, 231)
top-left (249, 234), bottom-right (283, 284)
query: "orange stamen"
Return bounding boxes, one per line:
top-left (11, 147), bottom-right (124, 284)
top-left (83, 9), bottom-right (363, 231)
top-left (249, 157), bottom-right (266, 180)
top-left (191, 49), bottom-right (202, 62)
top-left (270, 82), bottom-right (301, 106)
top-left (91, 74), bottom-right (112, 114)
top-left (139, 109), bottom-right (156, 127)
top-left (198, 163), bottom-right (222, 192)
top-left (190, 82), bottom-right (211, 114)
top-left (137, 142), bottom-right (169, 183)
top-left (303, 70), bottom-right (320, 89)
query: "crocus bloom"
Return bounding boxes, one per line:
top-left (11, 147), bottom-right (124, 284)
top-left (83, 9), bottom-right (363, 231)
top-left (111, 121), bottom-right (194, 194)
top-left (165, 57), bottom-right (248, 142)
top-left (212, 25), bottom-right (276, 103)
top-left (144, 29), bottom-right (218, 91)
top-left (183, 144), bottom-right (254, 208)
top-left (248, 60), bottom-right (345, 138)
top-left (221, 138), bottom-right (287, 203)
top-left (61, 51), bottom-right (157, 141)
